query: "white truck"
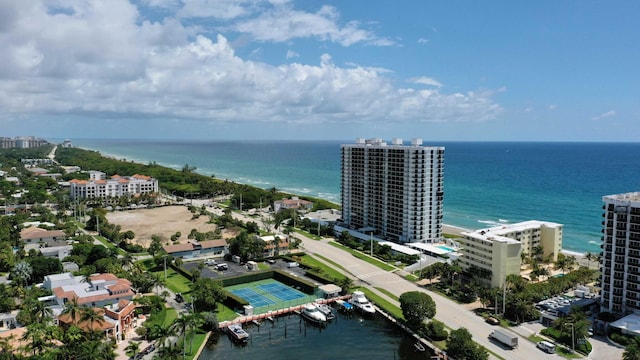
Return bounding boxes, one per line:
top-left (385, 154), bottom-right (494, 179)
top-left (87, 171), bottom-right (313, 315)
top-left (489, 328), bottom-right (518, 348)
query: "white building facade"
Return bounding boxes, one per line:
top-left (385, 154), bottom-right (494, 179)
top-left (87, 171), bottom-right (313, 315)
top-left (340, 138), bottom-right (444, 243)
top-left (601, 192), bottom-right (640, 314)
top-left (459, 220), bottom-right (563, 288)
top-left (69, 174), bottom-right (158, 200)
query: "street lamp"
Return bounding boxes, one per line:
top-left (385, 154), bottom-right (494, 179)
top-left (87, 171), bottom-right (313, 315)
top-left (568, 323), bottom-right (575, 352)
top-left (163, 255), bottom-right (168, 280)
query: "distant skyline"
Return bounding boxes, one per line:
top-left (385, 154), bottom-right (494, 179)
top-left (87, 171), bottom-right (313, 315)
top-left (1, 1), bottom-right (639, 142)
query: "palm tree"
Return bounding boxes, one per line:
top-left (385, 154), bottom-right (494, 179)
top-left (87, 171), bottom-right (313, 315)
top-left (171, 315), bottom-right (190, 358)
top-left (157, 342), bottom-right (182, 360)
top-left (584, 252), bottom-right (594, 269)
top-left (62, 298), bottom-right (82, 325)
top-left (80, 307), bottom-right (106, 334)
top-left (11, 261), bottom-right (32, 288)
top-left (624, 336), bottom-right (640, 360)
top-left (125, 341), bottom-right (142, 359)
top-left (152, 324), bottom-right (176, 349)
top-left (120, 252), bottom-right (135, 270)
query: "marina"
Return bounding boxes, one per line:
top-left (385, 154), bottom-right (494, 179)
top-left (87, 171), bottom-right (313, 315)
top-left (202, 303), bottom-right (435, 360)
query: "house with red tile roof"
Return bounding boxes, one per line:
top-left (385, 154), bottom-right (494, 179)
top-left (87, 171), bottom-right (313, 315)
top-left (69, 172), bottom-right (158, 200)
top-left (274, 196), bottom-right (314, 213)
top-left (44, 273), bottom-right (134, 309)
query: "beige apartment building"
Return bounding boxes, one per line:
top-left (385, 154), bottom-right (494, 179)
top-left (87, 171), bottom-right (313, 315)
top-left (459, 220), bottom-right (563, 287)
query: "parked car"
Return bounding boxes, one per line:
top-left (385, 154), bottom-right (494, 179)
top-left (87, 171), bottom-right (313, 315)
top-left (485, 316), bottom-right (500, 325)
top-left (287, 262), bottom-right (299, 268)
top-left (175, 293), bottom-right (184, 303)
top-left (215, 263), bottom-right (228, 271)
top-left (205, 259), bottom-right (217, 266)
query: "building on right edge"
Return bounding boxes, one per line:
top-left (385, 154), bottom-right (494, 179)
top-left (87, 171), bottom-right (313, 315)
top-left (600, 192), bottom-right (640, 314)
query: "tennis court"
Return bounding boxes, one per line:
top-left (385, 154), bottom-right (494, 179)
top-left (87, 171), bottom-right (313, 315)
top-left (226, 279), bottom-right (315, 314)
top-left (257, 283), bottom-right (305, 301)
top-left (229, 288), bottom-right (276, 308)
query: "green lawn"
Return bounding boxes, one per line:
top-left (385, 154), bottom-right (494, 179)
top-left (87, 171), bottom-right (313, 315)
top-left (299, 255), bottom-right (348, 281)
top-left (216, 303), bottom-right (239, 322)
top-left (313, 253), bottom-right (349, 273)
top-left (358, 287), bottom-right (404, 320)
top-left (329, 242), bottom-right (395, 271)
top-left (146, 307), bottom-right (178, 328)
top-left (94, 235), bottom-right (126, 255)
top-left (185, 332), bottom-right (208, 360)
top-left (152, 268), bottom-right (193, 294)
top-left (373, 287), bottom-right (399, 302)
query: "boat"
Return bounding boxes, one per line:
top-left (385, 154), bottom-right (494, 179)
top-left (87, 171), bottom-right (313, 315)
top-left (414, 341), bottom-right (426, 352)
top-left (315, 302), bottom-right (335, 320)
top-left (226, 323), bottom-right (250, 343)
top-left (350, 291), bottom-right (376, 315)
top-left (301, 303), bottom-right (327, 324)
top-left (335, 299), bottom-right (353, 313)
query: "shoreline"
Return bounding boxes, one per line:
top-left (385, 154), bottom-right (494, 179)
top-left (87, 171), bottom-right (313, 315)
top-left (69, 143), bottom-right (598, 257)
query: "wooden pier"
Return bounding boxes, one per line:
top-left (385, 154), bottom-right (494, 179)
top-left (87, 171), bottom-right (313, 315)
top-left (219, 295), bottom-right (351, 329)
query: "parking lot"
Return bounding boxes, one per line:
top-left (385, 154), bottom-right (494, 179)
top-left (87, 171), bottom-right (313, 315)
top-left (181, 257), bottom-right (310, 281)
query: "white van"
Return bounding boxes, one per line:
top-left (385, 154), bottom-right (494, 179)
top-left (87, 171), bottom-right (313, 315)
top-left (287, 262), bottom-right (299, 268)
top-left (537, 341), bottom-right (556, 354)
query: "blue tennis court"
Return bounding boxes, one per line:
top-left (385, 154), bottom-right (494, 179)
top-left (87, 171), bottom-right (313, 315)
top-left (230, 288), bottom-right (276, 307)
top-left (257, 283), bottom-right (304, 301)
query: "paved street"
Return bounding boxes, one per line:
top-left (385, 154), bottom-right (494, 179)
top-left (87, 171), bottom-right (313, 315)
top-left (299, 235), bottom-right (563, 360)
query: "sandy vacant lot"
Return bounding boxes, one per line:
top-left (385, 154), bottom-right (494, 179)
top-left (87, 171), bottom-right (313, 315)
top-left (106, 205), bottom-right (234, 247)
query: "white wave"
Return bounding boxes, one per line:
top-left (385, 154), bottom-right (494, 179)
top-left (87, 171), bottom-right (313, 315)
top-left (498, 219), bottom-right (509, 223)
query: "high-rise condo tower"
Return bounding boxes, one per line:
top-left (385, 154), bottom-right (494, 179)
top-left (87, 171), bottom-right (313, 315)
top-left (601, 192), bottom-right (640, 313)
top-left (340, 138), bottom-right (444, 243)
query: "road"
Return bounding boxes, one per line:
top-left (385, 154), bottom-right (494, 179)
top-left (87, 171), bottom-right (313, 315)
top-left (298, 235), bottom-right (562, 360)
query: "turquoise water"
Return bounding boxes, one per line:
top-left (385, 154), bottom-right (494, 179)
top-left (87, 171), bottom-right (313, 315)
top-left (67, 139), bottom-right (640, 254)
top-left (436, 245), bottom-right (456, 252)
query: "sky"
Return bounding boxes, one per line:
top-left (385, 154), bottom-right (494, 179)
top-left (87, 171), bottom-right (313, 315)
top-left (1, 0), bottom-right (639, 142)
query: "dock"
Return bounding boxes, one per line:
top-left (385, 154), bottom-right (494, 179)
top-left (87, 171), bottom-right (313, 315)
top-left (219, 294), bottom-right (351, 329)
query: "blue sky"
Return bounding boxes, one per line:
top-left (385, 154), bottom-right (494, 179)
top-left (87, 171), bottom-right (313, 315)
top-left (1, 0), bottom-right (638, 141)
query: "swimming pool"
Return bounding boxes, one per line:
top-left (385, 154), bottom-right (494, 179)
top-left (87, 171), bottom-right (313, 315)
top-left (436, 245), bottom-right (456, 252)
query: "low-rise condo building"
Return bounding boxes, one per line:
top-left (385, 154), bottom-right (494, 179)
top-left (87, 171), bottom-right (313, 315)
top-left (459, 220), bottom-right (563, 287)
top-left (69, 173), bottom-right (158, 200)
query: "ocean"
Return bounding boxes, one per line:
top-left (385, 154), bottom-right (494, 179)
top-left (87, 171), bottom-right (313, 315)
top-left (68, 139), bottom-right (640, 254)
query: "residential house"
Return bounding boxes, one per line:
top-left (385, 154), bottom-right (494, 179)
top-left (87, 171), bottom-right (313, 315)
top-left (274, 197), bottom-right (314, 213)
top-left (256, 235), bottom-right (290, 258)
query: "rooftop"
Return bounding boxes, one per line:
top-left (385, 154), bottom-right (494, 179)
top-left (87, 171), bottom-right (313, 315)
top-left (604, 192), bottom-right (640, 203)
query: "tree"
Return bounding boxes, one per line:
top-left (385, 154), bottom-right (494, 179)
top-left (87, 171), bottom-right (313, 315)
top-left (149, 235), bottom-right (164, 256)
top-left (190, 278), bottom-right (226, 312)
top-left (125, 341), bottom-right (142, 359)
top-left (10, 261), bottom-right (32, 287)
top-left (399, 291), bottom-right (436, 330)
top-left (447, 327), bottom-right (489, 360)
top-left (624, 336), bottom-right (640, 360)
top-left (171, 314), bottom-right (195, 358)
top-left (80, 307), bottom-right (106, 334)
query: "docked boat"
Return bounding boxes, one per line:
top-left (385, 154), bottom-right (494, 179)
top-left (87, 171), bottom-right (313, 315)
top-left (350, 291), bottom-right (376, 315)
top-left (335, 299), bottom-right (353, 313)
top-left (315, 302), bottom-right (335, 320)
top-left (226, 323), bottom-right (250, 343)
top-left (301, 303), bottom-right (327, 324)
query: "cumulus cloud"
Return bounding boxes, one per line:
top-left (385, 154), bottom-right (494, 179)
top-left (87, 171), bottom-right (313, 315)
top-left (0, 0), bottom-right (502, 129)
top-left (418, 38), bottom-right (430, 44)
top-left (410, 77), bottom-right (442, 87)
top-left (231, 3), bottom-right (394, 46)
top-left (592, 110), bottom-right (616, 121)
top-left (286, 50), bottom-right (300, 59)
